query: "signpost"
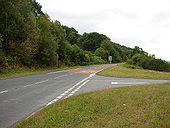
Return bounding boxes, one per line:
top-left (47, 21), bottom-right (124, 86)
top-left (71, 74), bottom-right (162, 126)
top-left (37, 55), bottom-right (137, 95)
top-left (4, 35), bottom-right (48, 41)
top-left (108, 56), bottom-right (112, 64)
top-left (56, 54), bottom-right (59, 67)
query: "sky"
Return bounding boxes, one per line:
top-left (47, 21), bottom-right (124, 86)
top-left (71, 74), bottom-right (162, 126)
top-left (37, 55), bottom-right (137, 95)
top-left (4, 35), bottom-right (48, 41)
top-left (36, 0), bottom-right (170, 61)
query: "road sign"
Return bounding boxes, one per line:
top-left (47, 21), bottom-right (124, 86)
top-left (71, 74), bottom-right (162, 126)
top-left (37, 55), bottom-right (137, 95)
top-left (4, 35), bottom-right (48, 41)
top-left (108, 56), bottom-right (112, 64)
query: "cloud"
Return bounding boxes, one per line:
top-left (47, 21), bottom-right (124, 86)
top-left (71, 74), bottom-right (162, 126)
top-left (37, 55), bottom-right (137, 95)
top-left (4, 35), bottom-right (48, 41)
top-left (36, 0), bottom-right (170, 61)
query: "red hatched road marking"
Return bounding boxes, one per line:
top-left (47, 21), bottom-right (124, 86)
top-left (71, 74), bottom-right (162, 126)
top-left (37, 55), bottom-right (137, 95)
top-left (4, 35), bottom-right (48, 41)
top-left (63, 64), bottom-right (116, 74)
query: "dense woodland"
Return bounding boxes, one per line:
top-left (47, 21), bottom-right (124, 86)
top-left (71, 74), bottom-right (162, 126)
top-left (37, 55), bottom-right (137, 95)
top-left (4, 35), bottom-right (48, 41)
top-left (0, 0), bottom-right (169, 72)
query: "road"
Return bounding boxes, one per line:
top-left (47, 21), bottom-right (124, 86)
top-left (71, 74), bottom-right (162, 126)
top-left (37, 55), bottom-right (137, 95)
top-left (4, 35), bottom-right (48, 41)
top-left (0, 64), bottom-right (169, 128)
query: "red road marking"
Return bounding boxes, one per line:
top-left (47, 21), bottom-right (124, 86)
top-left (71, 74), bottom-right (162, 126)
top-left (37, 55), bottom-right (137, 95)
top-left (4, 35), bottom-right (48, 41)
top-left (63, 64), bottom-right (116, 74)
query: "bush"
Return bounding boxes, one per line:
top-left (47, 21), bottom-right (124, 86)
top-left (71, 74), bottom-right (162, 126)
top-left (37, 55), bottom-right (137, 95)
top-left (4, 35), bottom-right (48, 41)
top-left (84, 54), bottom-right (90, 62)
top-left (90, 55), bottom-right (106, 64)
top-left (124, 64), bottom-right (142, 69)
top-left (128, 53), bottom-right (170, 72)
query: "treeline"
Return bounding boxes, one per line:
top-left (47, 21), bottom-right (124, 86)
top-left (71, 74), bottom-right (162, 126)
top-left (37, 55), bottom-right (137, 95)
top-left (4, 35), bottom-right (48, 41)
top-left (127, 46), bottom-right (170, 72)
top-left (0, 0), bottom-right (132, 72)
top-left (2, 0), bottom-right (168, 73)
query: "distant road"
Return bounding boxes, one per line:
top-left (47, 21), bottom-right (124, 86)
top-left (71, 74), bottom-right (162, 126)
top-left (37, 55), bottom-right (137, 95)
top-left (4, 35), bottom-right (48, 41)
top-left (0, 64), bottom-right (169, 128)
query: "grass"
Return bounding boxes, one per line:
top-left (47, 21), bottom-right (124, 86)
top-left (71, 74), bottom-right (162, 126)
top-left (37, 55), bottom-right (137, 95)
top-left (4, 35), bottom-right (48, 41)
top-left (97, 64), bottom-right (170, 80)
top-left (0, 65), bottom-right (84, 79)
top-left (14, 83), bottom-right (170, 128)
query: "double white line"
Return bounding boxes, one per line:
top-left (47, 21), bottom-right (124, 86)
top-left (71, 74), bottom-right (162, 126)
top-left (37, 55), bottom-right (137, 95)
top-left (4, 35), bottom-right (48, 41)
top-left (46, 73), bottom-right (95, 106)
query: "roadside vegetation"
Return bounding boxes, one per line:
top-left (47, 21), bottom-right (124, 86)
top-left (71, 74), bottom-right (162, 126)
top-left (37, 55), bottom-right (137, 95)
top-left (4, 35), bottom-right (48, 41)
top-left (14, 83), bottom-right (170, 128)
top-left (0, 0), bottom-right (131, 74)
top-left (127, 46), bottom-right (170, 72)
top-left (98, 64), bottom-right (170, 79)
top-left (1, 0), bottom-right (169, 77)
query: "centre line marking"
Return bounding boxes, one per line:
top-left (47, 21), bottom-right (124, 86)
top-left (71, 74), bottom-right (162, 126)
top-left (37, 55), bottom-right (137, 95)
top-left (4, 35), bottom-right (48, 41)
top-left (0, 90), bottom-right (8, 94)
top-left (111, 82), bottom-right (118, 84)
top-left (47, 71), bottom-right (62, 74)
top-left (24, 79), bottom-right (49, 88)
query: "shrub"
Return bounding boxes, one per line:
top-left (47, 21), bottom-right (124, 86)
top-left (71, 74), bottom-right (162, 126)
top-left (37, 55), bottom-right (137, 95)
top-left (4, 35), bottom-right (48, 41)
top-left (90, 55), bottom-right (106, 64)
top-left (124, 64), bottom-right (142, 69)
top-left (128, 53), bottom-right (170, 72)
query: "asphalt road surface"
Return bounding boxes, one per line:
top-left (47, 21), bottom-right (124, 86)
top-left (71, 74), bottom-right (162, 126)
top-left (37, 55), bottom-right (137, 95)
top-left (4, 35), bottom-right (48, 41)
top-left (0, 64), bottom-right (170, 128)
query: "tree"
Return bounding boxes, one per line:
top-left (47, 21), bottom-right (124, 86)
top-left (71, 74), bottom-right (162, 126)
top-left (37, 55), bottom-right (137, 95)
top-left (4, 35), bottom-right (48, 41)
top-left (18, 8), bottom-right (39, 66)
top-left (0, 0), bottom-right (40, 66)
top-left (95, 47), bottom-right (108, 60)
top-left (62, 26), bottom-right (80, 45)
top-left (128, 53), bottom-right (170, 72)
top-left (31, 0), bottom-right (44, 16)
top-left (63, 41), bottom-right (73, 65)
top-left (71, 44), bottom-right (83, 65)
top-left (78, 32), bottom-right (110, 52)
top-left (0, 0), bottom-right (24, 54)
top-left (100, 40), bottom-right (121, 62)
top-left (36, 14), bottom-right (57, 66)
top-left (51, 21), bottom-right (74, 66)
top-left (131, 46), bottom-right (147, 57)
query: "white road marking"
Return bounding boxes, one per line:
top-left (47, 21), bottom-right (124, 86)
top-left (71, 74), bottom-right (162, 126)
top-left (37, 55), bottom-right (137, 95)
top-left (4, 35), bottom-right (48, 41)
top-left (46, 74), bottom-right (95, 106)
top-left (24, 79), bottom-right (49, 88)
top-left (111, 82), bottom-right (118, 84)
top-left (65, 80), bottom-right (89, 99)
top-left (0, 90), bottom-right (8, 94)
top-left (35, 79), bottom-right (49, 84)
top-left (53, 74), bottom-right (72, 80)
top-left (47, 71), bottom-right (62, 75)
top-left (94, 66), bottom-right (112, 74)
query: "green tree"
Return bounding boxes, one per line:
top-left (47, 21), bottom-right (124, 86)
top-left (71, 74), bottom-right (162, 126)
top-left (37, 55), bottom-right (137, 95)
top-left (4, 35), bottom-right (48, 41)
top-left (18, 9), bottom-right (39, 66)
top-left (95, 47), bottom-right (108, 60)
top-left (36, 14), bottom-right (57, 66)
top-left (71, 44), bottom-right (83, 65)
top-left (100, 40), bottom-right (121, 62)
top-left (63, 41), bottom-right (73, 65)
top-left (30, 0), bottom-right (44, 16)
top-left (62, 26), bottom-right (80, 45)
top-left (0, 0), bottom-right (24, 53)
top-left (0, 0), bottom-right (40, 66)
top-left (128, 53), bottom-right (170, 72)
top-left (84, 54), bottom-right (90, 63)
top-left (78, 32), bottom-right (110, 52)
top-left (51, 21), bottom-right (73, 66)
top-left (131, 46), bottom-right (147, 57)
top-left (90, 55), bottom-right (105, 64)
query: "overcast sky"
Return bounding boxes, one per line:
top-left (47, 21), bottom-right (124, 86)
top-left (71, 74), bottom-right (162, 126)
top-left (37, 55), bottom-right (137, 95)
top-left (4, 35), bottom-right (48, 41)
top-left (36, 0), bottom-right (170, 61)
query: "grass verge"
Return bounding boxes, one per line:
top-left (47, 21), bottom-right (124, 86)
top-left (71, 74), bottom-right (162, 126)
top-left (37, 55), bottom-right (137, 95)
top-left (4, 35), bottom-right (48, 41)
top-left (14, 83), bottom-right (170, 128)
top-left (97, 64), bottom-right (170, 79)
